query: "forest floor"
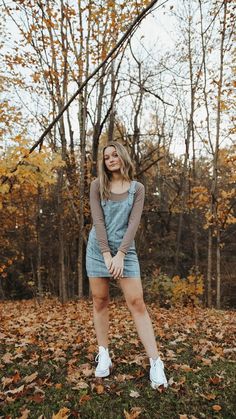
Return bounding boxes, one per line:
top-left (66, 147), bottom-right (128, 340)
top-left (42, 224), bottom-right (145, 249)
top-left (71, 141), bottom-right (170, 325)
top-left (0, 297), bottom-right (235, 419)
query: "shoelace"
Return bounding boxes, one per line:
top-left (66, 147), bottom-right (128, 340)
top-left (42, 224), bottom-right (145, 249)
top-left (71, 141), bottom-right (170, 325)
top-left (95, 353), bottom-right (100, 363)
top-left (95, 352), bottom-right (109, 366)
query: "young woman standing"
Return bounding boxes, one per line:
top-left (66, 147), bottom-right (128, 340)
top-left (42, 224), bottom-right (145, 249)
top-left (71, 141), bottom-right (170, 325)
top-left (86, 141), bottom-right (168, 389)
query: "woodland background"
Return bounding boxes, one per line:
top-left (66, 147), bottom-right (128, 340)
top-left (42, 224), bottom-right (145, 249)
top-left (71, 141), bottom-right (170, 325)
top-left (0, 0), bottom-right (235, 308)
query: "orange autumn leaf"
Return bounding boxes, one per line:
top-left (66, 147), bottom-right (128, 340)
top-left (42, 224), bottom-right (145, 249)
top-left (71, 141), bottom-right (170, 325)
top-left (52, 407), bottom-right (70, 419)
top-left (95, 384), bottom-right (105, 394)
top-left (212, 405), bottom-right (222, 411)
top-left (124, 407), bottom-right (142, 419)
top-left (79, 394), bottom-right (91, 404)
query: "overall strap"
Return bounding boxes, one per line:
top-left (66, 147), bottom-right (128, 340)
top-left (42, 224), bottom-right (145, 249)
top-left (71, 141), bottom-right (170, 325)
top-left (128, 180), bottom-right (137, 205)
top-left (101, 199), bottom-right (106, 207)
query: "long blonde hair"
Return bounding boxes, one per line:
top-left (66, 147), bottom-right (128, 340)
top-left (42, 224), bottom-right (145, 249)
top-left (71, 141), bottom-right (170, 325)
top-left (98, 142), bottom-right (135, 200)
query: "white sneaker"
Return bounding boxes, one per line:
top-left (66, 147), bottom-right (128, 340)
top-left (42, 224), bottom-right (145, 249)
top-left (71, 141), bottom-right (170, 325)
top-left (149, 357), bottom-right (168, 389)
top-left (95, 346), bottom-right (112, 378)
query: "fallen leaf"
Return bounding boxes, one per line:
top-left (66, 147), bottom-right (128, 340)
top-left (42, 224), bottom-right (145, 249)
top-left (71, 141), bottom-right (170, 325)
top-left (23, 371), bottom-right (38, 383)
top-left (95, 384), bottom-right (105, 394)
top-left (212, 405), bottom-right (222, 411)
top-left (52, 407), bottom-right (70, 418)
top-left (28, 393), bottom-right (45, 403)
top-left (87, 344), bottom-right (97, 353)
top-left (72, 381), bottom-right (89, 390)
top-left (129, 390), bottom-right (140, 398)
top-left (2, 353), bottom-right (13, 364)
top-left (1, 376), bottom-right (14, 389)
top-left (79, 394), bottom-right (91, 404)
top-left (180, 364), bottom-right (192, 372)
top-left (5, 384), bottom-right (25, 395)
top-left (201, 358), bottom-right (212, 366)
top-left (209, 376), bottom-right (222, 385)
top-left (18, 408), bottom-right (30, 419)
top-left (124, 407), bottom-right (142, 418)
top-left (200, 392), bottom-right (216, 400)
top-left (12, 370), bottom-right (21, 384)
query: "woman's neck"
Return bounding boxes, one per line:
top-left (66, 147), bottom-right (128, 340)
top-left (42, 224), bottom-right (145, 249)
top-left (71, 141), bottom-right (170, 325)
top-left (110, 173), bottom-right (125, 183)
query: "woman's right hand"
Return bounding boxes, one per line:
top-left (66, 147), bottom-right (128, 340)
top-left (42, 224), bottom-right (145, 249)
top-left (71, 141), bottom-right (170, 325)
top-left (103, 252), bottom-right (113, 273)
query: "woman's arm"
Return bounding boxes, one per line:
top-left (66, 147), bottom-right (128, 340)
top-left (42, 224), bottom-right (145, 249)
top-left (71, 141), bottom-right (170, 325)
top-left (90, 179), bottom-right (111, 254)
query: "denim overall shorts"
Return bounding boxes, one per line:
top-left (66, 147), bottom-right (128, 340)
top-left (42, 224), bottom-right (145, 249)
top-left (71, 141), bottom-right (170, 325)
top-left (86, 180), bottom-right (140, 278)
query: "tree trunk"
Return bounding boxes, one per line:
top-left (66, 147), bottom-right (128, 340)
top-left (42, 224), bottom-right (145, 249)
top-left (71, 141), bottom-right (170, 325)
top-left (210, 0), bottom-right (227, 308)
top-left (216, 226), bottom-right (221, 309)
top-left (36, 186), bottom-right (43, 298)
top-left (207, 226), bottom-right (212, 307)
top-left (57, 169), bottom-right (67, 303)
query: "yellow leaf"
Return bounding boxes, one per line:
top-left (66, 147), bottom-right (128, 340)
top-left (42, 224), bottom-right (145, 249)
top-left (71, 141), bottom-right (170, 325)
top-left (52, 407), bottom-right (70, 419)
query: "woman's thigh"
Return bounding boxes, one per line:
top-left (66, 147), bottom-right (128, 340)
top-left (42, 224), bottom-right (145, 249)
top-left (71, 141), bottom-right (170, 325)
top-left (89, 277), bottom-right (110, 299)
top-left (119, 277), bottom-right (144, 303)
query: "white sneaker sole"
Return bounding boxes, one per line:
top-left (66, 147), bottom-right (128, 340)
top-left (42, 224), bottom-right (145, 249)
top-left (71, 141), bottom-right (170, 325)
top-left (151, 380), bottom-right (168, 389)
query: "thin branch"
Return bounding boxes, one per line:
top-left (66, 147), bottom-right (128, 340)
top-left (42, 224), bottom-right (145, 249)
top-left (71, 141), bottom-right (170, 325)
top-left (1, 0), bottom-right (169, 185)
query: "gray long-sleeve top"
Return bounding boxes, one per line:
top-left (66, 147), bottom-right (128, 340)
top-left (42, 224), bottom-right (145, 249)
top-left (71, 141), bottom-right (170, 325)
top-left (89, 178), bottom-right (145, 254)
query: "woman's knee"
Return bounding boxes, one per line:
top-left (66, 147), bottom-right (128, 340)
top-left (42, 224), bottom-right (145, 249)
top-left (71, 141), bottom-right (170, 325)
top-left (93, 295), bottom-right (109, 312)
top-left (127, 296), bottom-right (146, 314)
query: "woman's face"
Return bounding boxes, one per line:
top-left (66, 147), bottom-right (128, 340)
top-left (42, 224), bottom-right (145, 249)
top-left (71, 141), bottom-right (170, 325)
top-left (104, 146), bottom-right (122, 172)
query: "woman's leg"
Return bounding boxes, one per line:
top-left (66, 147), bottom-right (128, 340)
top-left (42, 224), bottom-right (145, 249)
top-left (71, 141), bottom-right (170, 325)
top-left (119, 277), bottom-right (159, 359)
top-left (89, 277), bottom-right (110, 347)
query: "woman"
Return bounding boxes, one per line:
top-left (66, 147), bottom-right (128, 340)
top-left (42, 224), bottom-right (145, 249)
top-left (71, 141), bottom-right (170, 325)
top-left (86, 141), bottom-right (168, 389)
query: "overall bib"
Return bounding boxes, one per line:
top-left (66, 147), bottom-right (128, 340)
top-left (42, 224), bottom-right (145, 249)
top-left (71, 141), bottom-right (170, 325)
top-left (86, 180), bottom-right (140, 278)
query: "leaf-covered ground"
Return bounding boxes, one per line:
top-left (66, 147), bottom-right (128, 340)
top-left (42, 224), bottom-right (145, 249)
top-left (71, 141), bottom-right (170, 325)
top-left (0, 298), bottom-right (235, 419)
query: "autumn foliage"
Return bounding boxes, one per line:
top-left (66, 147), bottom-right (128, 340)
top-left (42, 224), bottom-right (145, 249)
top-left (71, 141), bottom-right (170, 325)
top-left (0, 0), bottom-right (235, 308)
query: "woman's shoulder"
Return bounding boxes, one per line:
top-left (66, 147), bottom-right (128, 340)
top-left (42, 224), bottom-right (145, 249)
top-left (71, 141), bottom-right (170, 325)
top-left (134, 180), bottom-right (145, 192)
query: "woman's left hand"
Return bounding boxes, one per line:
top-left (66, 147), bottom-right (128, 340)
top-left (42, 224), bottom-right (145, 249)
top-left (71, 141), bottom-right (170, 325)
top-left (110, 251), bottom-right (125, 279)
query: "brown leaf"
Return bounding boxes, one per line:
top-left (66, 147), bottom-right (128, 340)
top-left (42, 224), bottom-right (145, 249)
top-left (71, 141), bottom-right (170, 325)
top-left (200, 392), bottom-right (216, 400)
top-left (28, 393), bottom-right (45, 403)
top-left (23, 371), bottom-right (38, 383)
top-left (18, 408), bottom-right (31, 419)
top-left (201, 358), bottom-right (212, 366)
top-left (115, 373), bottom-right (135, 382)
top-left (12, 370), bottom-right (21, 384)
top-left (72, 381), bottom-right (89, 390)
top-left (81, 366), bottom-right (93, 377)
top-left (179, 415), bottom-right (188, 419)
top-left (2, 352), bottom-right (13, 364)
top-left (212, 405), bottom-right (222, 411)
top-left (87, 344), bottom-right (97, 353)
top-left (209, 376), bottom-right (222, 385)
top-left (1, 376), bottom-right (14, 389)
top-left (180, 364), bottom-right (192, 372)
top-left (79, 394), bottom-right (91, 404)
